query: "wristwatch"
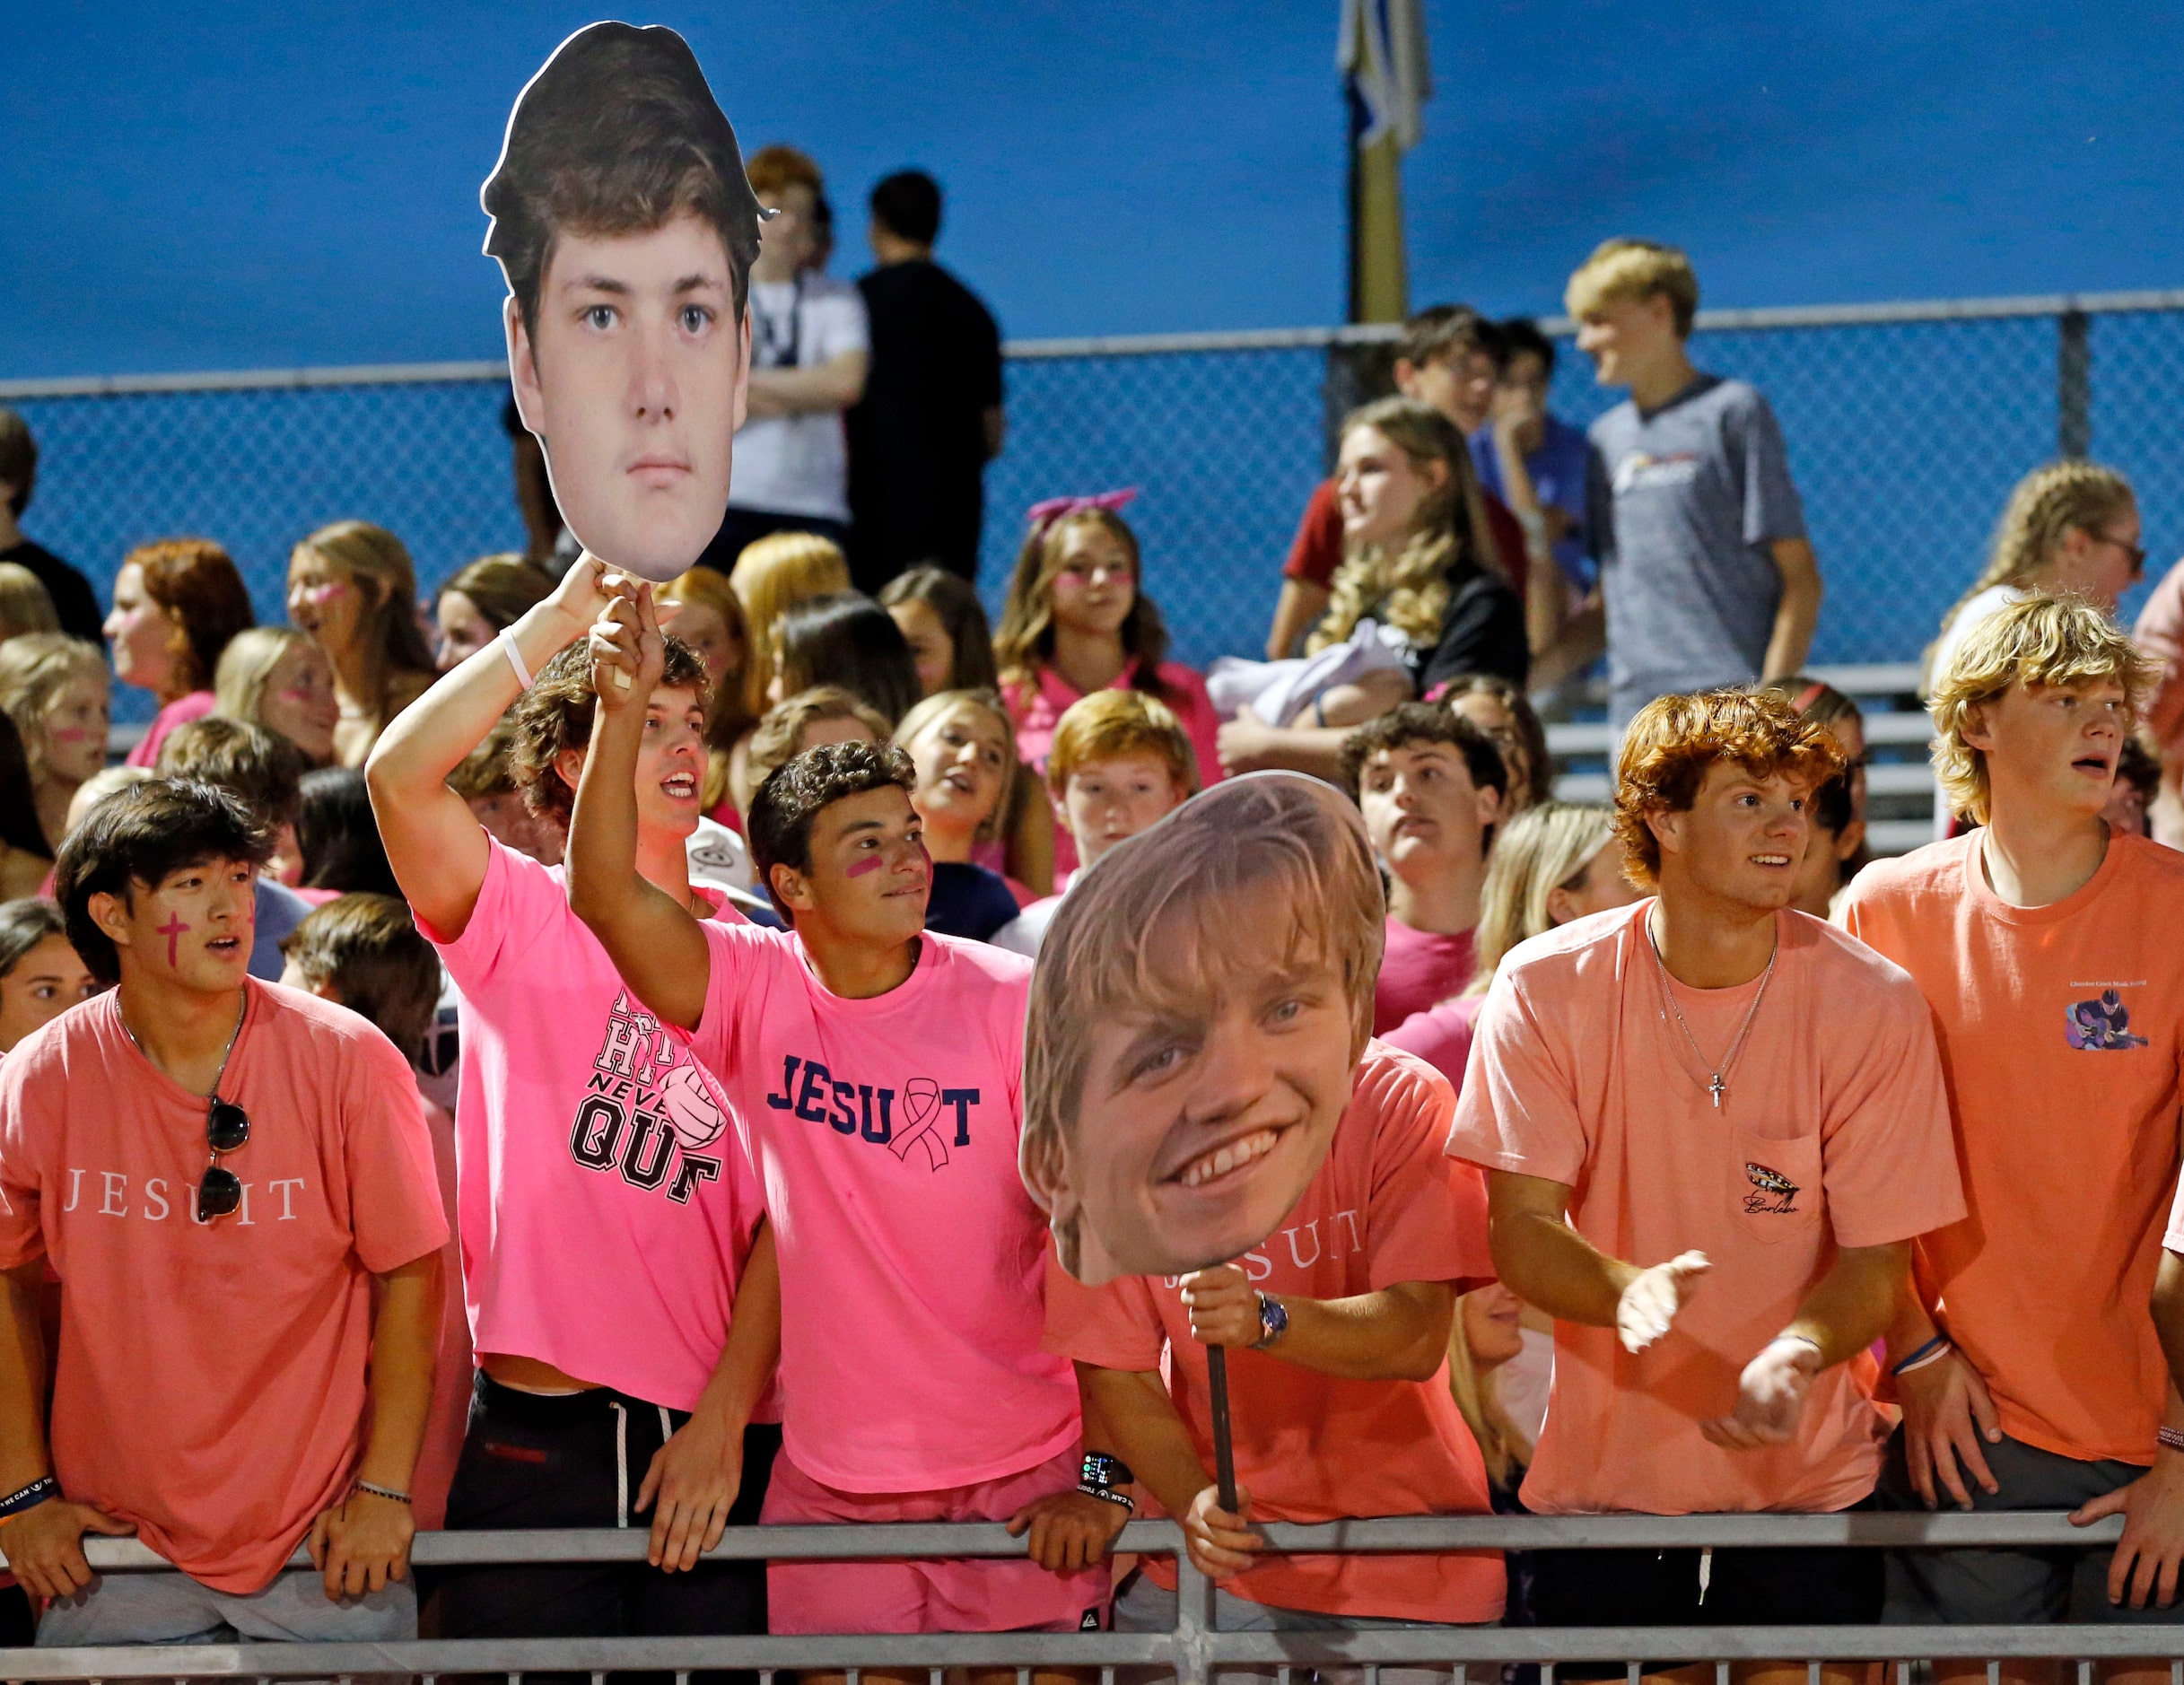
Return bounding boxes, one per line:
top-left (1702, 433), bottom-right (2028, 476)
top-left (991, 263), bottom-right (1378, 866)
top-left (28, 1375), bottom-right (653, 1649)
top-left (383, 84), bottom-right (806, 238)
top-left (1079, 1452), bottom-right (1135, 1511)
top-left (1251, 1292), bottom-right (1289, 1351)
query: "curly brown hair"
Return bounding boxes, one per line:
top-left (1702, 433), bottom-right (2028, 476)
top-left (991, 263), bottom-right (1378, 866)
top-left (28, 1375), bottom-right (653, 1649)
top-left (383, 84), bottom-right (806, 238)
top-left (1612, 688), bottom-right (1843, 891)
top-left (507, 636), bottom-right (711, 829)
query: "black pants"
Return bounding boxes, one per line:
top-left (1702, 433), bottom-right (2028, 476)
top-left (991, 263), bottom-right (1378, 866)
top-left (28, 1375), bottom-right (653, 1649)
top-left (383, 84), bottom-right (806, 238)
top-left (1529, 1498), bottom-right (1883, 1680)
top-left (437, 1375), bottom-right (780, 1683)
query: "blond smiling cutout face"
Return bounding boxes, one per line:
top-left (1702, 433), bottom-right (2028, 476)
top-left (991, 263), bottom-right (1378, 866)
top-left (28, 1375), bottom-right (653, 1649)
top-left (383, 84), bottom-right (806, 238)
top-left (1020, 773), bottom-right (1385, 1287)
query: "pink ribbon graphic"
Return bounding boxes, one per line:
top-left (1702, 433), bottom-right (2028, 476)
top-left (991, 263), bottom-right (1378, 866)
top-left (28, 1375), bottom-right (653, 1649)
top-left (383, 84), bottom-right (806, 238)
top-left (887, 1078), bottom-right (949, 1171)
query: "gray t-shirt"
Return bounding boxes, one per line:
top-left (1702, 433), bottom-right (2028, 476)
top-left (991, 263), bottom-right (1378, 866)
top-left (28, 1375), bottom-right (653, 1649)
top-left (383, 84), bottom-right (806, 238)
top-left (1586, 374), bottom-right (1807, 722)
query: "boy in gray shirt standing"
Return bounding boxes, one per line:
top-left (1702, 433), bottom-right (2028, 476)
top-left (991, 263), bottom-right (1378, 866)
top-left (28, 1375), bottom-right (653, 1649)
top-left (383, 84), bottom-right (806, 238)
top-left (1569, 239), bottom-right (1821, 724)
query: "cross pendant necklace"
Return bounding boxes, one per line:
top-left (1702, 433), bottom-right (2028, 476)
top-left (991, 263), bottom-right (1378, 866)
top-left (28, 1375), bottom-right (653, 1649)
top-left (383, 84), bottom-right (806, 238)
top-left (1647, 914), bottom-right (1778, 1110)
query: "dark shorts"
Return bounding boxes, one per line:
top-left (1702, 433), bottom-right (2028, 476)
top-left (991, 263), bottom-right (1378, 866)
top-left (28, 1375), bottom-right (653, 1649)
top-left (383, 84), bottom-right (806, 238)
top-left (1876, 1426), bottom-right (2181, 1624)
top-left (1529, 1500), bottom-right (1883, 1680)
top-left (436, 1375), bottom-right (781, 1683)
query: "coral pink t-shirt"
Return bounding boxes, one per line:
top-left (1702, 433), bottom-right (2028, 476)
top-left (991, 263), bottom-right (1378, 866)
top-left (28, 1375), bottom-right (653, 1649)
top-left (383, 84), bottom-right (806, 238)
top-left (1448, 902), bottom-right (1964, 1516)
top-left (1373, 916), bottom-right (1478, 1035)
top-left (422, 838), bottom-right (768, 1413)
top-left (1006, 659), bottom-right (1225, 880)
top-left (0, 982), bottom-right (447, 1592)
top-left (1843, 831), bottom-right (2184, 1464)
top-left (410, 1096), bottom-right (471, 1532)
top-left (1046, 1045), bottom-right (1501, 1623)
top-left (693, 923), bottom-right (1079, 1493)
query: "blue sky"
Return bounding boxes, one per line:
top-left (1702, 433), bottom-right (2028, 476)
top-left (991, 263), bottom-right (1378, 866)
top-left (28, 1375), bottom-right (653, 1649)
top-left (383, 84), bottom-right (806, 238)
top-left (5, 1), bottom-right (2180, 377)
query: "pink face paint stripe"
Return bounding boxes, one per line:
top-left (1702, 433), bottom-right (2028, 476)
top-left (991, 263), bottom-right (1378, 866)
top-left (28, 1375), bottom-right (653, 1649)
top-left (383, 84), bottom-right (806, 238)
top-left (157, 912), bottom-right (190, 967)
top-left (844, 856), bottom-right (883, 878)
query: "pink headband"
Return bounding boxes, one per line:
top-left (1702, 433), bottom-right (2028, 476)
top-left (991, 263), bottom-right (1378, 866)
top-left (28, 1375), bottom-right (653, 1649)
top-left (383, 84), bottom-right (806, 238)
top-left (1026, 488), bottom-right (1137, 536)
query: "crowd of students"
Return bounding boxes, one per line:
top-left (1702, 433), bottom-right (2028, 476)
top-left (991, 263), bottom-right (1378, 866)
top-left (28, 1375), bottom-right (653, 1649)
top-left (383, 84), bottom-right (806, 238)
top-left (2, 124), bottom-right (2184, 1677)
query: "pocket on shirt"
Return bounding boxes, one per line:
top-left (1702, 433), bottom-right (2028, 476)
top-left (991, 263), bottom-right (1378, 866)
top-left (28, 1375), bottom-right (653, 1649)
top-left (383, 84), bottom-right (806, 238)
top-left (1729, 1127), bottom-right (1823, 1244)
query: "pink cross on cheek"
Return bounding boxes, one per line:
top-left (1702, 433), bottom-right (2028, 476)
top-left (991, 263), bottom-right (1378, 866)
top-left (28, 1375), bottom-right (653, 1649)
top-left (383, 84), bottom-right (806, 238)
top-left (156, 912), bottom-right (190, 967)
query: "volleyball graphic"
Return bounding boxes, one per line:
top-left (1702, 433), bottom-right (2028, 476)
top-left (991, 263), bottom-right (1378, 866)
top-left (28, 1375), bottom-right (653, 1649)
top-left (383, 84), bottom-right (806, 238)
top-left (660, 1063), bottom-right (727, 1150)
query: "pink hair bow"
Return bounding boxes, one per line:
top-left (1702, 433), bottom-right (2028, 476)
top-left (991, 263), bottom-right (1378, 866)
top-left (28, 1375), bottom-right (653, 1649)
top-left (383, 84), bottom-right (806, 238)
top-left (1026, 487), bottom-right (1137, 534)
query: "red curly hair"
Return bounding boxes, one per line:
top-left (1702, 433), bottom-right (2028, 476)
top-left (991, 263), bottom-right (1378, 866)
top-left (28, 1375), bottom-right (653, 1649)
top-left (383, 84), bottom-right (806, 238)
top-left (1612, 689), bottom-right (1844, 890)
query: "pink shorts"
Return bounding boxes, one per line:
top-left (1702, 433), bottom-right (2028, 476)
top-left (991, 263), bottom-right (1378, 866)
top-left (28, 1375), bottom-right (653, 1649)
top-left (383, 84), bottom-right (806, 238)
top-left (762, 1445), bottom-right (1109, 1635)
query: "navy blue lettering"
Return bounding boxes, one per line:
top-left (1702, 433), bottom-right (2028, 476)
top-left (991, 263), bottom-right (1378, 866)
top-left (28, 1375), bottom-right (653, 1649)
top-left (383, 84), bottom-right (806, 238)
top-left (766, 1055), bottom-right (801, 1110)
top-left (830, 1079), bottom-right (858, 1135)
top-left (570, 1097), bottom-right (625, 1170)
top-left (860, 1084), bottom-right (892, 1145)
top-left (668, 1155), bottom-right (721, 1205)
top-left (795, 1061), bottom-right (834, 1124)
top-left (619, 1113), bottom-right (675, 1191)
top-left (942, 1088), bottom-right (979, 1148)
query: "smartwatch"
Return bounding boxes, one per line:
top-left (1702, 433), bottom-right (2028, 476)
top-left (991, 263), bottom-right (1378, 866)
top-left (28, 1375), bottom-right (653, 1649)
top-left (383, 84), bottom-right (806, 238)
top-left (1251, 1292), bottom-right (1290, 1350)
top-left (1081, 1452), bottom-right (1133, 1490)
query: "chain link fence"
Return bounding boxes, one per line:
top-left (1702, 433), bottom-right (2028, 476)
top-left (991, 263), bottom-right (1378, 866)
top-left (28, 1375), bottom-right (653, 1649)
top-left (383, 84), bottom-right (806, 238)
top-left (7, 292), bottom-right (2181, 721)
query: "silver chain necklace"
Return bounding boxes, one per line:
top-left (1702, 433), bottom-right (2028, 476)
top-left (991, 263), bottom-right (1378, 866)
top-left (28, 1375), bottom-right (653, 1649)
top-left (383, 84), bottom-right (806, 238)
top-left (1646, 914), bottom-right (1778, 1110)
top-left (118, 991), bottom-right (247, 1100)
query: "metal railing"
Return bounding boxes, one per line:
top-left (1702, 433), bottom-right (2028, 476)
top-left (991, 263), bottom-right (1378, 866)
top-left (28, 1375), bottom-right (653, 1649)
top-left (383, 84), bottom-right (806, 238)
top-left (6, 286), bottom-right (2181, 727)
top-left (1547, 659), bottom-right (1941, 854)
top-left (5, 1510), bottom-right (2171, 1683)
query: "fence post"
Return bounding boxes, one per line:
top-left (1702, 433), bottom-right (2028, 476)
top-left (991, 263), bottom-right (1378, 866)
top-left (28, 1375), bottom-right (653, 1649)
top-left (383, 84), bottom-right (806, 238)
top-left (2057, 308), bottom-right (2092, 458)
top-left (1172, 1549), bottom-right (1217, 1685)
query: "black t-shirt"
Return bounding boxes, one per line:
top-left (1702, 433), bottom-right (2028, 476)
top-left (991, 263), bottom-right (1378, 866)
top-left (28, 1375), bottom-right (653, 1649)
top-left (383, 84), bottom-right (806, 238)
top-left (923, 860), bottom-right (1020, 944)
top-left (0, 537), bottom-right (103, 643)
top-left (1407, 564), bottom-right (1530, 695)
top-left (846, 260), bottom-right (1003, 579)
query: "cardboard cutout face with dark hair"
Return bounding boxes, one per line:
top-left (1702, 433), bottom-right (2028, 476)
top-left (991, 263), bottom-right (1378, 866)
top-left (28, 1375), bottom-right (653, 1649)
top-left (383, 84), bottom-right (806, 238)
top-left (1020, 773), bottom-right (1385, 1286)
top-left (484, 24), bottom-right (763, 582)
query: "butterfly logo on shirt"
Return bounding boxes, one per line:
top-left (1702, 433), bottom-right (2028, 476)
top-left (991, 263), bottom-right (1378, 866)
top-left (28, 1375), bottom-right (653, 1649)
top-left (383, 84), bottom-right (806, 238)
top-left (2065, 990), bottom-right (2149, 1052)
top-left (1743, 1162), bottom-right (1800, 1216)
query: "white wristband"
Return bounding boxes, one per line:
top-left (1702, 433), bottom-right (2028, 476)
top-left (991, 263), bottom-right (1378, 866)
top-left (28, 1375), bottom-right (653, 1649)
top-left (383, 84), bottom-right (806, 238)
top-left (498, 627), bottom-right (537, 690)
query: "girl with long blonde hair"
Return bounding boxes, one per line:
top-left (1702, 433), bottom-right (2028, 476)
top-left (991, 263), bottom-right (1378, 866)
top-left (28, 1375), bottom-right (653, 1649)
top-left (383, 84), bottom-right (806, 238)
top-left (286, 519), bottom-right (439, 765)
top-left (1217, 397), bottom-right (1529, 784)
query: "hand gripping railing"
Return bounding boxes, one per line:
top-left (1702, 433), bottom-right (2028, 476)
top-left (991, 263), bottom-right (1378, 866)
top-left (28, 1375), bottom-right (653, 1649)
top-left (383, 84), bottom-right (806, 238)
top-left (2, 1510), bottom-right (2171, 1685)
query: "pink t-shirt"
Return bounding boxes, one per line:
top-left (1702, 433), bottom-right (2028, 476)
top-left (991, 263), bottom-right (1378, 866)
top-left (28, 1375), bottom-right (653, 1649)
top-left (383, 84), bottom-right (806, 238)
top-left (1373, 916), bottom-right (1478, 1035)
top-left (1045, 1045), bottom-right (1501, 1624)
top-left (1447, 902), bottom-right (1964, 1516)
top-left (1382, 992), bottom-right (1484, 1095)
top-left (1007, 659), bottom-right (1226, 880)
top-left (693, 923), bottom-right (1079, 1493)
top-left (0, 982), bottom-right (447, 1592)
top-left (423, 837), bottom-right (769, 1412)
top-left (127, 689), bottom-right (218, 769)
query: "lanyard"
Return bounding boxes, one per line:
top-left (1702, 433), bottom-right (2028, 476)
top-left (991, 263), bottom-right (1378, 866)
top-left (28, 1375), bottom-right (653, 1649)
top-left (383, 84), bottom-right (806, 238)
top-left (753, 274), bottom-right (806, 371)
